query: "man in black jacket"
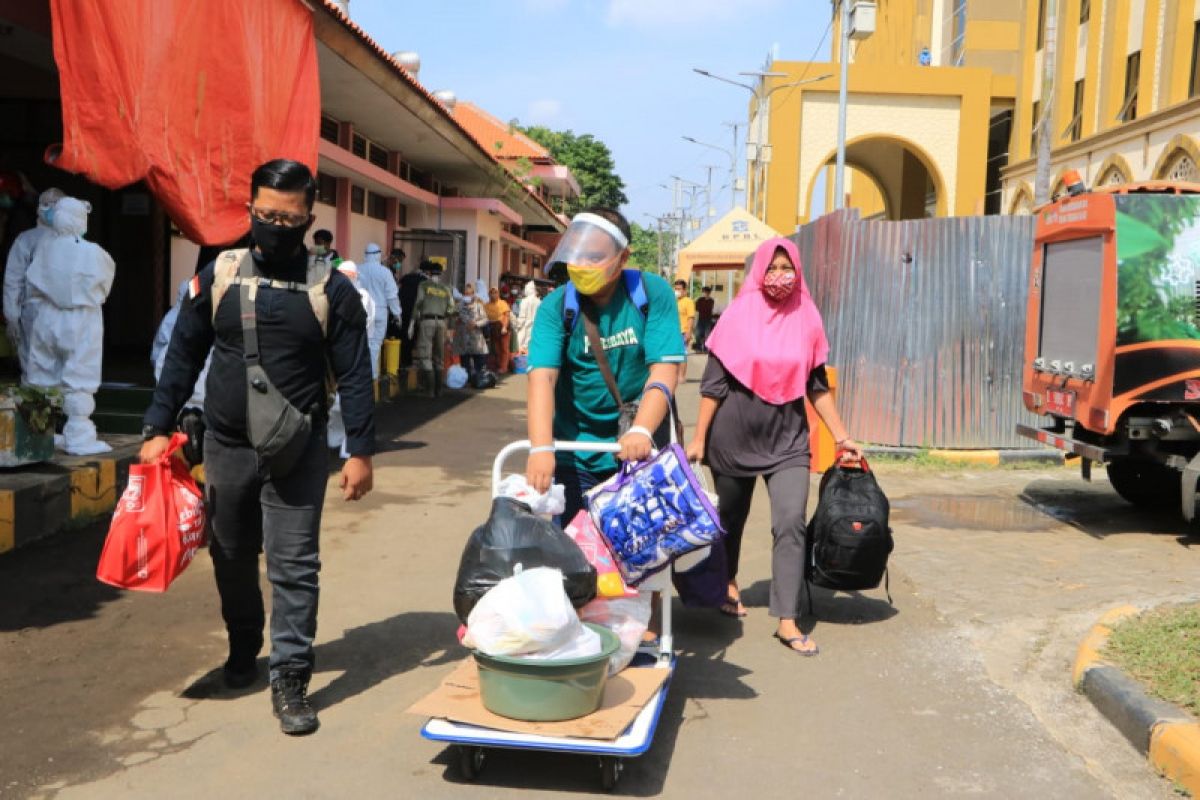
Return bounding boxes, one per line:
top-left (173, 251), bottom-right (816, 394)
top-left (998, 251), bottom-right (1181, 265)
top-left (142, 159), bottom-right (374, 736)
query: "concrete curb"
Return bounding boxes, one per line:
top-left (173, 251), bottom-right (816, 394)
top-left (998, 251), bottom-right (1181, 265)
top-left (0, 440), bottom-right (139, 555)
top-left (865, 445), bottom-right (1065, 466)
top-left (1073, 606), bottom-right (1200, 793)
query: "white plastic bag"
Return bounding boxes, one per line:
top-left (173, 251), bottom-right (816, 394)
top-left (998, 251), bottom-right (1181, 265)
top-left (496, 474), bottom-right (566, 516)
top-left (521, 622), bottom-right (601, 661)
top-left (446, 364), bottom-right (468, 389)
top-left (464, 567), bottom-right (581, 657)
top-left (579, 593), bottom-right (653, 675)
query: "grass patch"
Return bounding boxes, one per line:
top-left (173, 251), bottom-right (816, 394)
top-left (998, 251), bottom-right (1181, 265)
top-left (1104, 604), bottom-right (1200, 718)
top-left (866, 450), bottom-right (1062, 471)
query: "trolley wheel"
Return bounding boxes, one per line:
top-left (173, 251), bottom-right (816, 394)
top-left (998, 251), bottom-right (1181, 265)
top-left (599, 756), bottom-right (623, 791)
top-left (457, 745), bottom-right (485, 781)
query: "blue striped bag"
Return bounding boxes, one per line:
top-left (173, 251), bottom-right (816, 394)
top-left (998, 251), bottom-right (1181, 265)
top-left (586, 444), bottom-right (724, 586)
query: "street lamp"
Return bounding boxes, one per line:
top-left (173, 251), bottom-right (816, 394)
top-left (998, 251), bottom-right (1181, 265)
top-left (682, 135), bottom-right (738, 210)
top-left (834, 0), bottom-right (876, 210)
top-left (692, 67), bottom-right (832, 220)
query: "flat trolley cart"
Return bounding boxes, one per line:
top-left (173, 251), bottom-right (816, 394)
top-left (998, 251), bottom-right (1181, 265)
top-left (421, 440), bottom-right (677, 792)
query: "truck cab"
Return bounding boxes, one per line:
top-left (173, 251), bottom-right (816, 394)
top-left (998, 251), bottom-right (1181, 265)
top-left (1018, 181), bottom-right (1200, 520)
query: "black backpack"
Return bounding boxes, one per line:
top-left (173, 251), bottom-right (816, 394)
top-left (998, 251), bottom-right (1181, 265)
top-left (808, 458), bottom-right (893, 597)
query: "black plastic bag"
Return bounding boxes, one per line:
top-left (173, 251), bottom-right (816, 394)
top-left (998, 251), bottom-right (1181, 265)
top-left (453, 497), bottom-right (597, 623)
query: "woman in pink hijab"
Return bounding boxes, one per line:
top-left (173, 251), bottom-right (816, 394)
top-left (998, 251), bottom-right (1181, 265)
top-left (686, 237), bottom-right (861, 656)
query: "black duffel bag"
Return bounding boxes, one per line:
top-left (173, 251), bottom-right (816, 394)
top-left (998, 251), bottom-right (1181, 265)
top-left (453, 497), bottom-right (596, 623)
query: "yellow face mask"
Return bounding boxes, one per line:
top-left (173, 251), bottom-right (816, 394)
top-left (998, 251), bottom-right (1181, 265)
top-left (567, 262), bottom-right (618, 295)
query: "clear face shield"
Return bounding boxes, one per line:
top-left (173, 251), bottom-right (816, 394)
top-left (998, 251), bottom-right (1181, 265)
top-left (545, 213), bottom-right (628, 295)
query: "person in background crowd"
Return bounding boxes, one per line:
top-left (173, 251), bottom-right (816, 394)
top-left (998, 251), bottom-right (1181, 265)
top-left (695, 285), bottom-right (715, 353)
top-left (397, 259), bottom-right (427, 370)
top-left (453, 279), bottom-right (490, 382)
top-left (409, 259), bottom-right (453, 396)
top-left (360, 243), bottom-right (402, 379)
top-left (686, 237), bottom-right (861, 658)
top-left (152, 277), bottom-right (210, 464)
top-left (525, 207), bottom-right (684, 521)
top-left (484, 285), bottom-right (512, 374)
top-left (513, 279), bottom-right (541, 354)
top-left (674, 278), bottom-right (696, 382)
top-left (312, 229), bottom-right (339, 266)
top-left (143, 159), bottom-right (374, 735)
top-left (4, 186), bottom-right (63, 379)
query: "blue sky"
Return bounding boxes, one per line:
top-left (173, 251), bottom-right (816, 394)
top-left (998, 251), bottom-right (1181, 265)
top-left (347, 0), bottom-right (833, 227)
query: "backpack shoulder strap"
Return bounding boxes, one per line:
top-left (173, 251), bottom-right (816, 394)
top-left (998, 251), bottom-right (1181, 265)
top-left (561, 283), bottom-right (580, 332)
top-left (622, 269), bottom-right (649, 319)
top-left (210, 248), bottom-right (251, 324)
top-left (305, 256), bottom-right (331, 337)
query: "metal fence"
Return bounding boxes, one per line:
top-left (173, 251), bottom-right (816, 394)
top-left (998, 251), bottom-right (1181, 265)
top-left (792, 210), bottom-right (1039, 449)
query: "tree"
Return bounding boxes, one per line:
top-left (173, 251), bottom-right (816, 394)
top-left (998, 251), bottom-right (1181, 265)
top-left (627, 222), bottom-right (677, 275)
top-left (519, 125), bottom-right (628, 213)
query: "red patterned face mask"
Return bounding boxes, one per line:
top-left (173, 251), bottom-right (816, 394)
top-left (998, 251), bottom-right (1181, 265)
top-left (762, 269), bottom-right (797, 302)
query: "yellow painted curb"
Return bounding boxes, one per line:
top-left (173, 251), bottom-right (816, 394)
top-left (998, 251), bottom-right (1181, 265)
top-left (928, 449), bottom-right (1001, 466)
top-left (0, 490), bottom-right (13, 554)
top-left (69, 459), bottom-right (117, 520)
top-left (1150, 722), bottom-right (1200, 795)
top-left (1073, 605), bottom-right (1140, 686)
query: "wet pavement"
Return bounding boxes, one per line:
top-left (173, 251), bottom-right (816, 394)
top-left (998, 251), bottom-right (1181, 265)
top-left (2, 355), bottom-right (1197, 798)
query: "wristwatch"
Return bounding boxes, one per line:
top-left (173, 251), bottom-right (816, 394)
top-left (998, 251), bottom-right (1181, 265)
top-left (141, 424), bottom-right (170, 441)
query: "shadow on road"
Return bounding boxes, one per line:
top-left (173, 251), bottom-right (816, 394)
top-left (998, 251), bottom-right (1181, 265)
top-left (740, 579), bottom-right (898, 636)
top-left (0, 519), bottom-right (121, 632)
top-left (1019, 478), bottom-right (1200, 541)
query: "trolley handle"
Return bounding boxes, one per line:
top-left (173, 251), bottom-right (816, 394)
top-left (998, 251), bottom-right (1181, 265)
top-left (492, 440), bottom-right (622, 496)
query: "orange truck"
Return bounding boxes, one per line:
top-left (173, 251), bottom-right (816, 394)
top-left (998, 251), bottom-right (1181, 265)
top-left (1018, 180), bottom-right (1200, 520)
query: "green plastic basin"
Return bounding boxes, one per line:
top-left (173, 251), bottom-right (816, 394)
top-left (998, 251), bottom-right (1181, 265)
top-left (473, 623), bottom-right (620, 722)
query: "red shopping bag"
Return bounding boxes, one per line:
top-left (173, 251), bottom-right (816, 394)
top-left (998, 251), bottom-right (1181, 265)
top-left (96, 433), bottom-right (206, 592)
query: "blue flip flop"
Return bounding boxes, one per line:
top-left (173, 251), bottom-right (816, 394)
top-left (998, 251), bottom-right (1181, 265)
top-left (773, 632), bottom-right (820, 657)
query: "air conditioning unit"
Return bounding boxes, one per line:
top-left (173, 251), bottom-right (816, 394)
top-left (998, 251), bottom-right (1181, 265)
top-left (849, 0), bottom-right (876, 39)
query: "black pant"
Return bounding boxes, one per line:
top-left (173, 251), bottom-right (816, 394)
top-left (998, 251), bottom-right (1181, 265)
top-left (713, 467), bottom-right (811, 620)
top-left (204, 428), bottom-right (329, 680)
top-left (462, 353), bottom-right (487, 376)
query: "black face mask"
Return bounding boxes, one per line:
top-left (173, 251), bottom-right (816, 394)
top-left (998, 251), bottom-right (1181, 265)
top-left (250, 218), bottom-right (309, 264)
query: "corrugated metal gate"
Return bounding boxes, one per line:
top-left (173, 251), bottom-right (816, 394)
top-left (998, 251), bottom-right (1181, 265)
top-left (792, 210), bottom-right (1039, 449)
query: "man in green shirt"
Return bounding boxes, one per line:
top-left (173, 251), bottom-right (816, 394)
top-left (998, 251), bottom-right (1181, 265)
top-left (526, 208), bottom-right (684, 520)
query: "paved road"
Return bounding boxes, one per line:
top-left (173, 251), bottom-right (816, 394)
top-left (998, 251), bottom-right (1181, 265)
top-left (2, 356), bottom-right (1195, 798)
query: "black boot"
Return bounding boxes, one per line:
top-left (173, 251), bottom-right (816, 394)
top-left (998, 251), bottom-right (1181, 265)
top-left (271, 670), bottom-right (319, 735)
top-left (433, 369), bottom-right (443, 397)
top-left (222, 631), bottom-right (262, 690)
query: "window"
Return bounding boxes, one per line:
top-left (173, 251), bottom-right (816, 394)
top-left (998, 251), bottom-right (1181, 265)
top-left (951, 0), bottom-right (968, 66)
top-left (367, 191), bottom-right (388, 221)
top-left (1036, 0), bottom-right (1047, 49)
top-left (351, 133), bottom-right (367, 159)
top-left (1191, 21), bottom-right (1200, 97)
top-left (1031, 100), bottom-right (1041, 153)
top-left (396, 203), bottom-right (408, 228)
top-left (1119, 52), bottom-right (1140, 122)
top-left (396, 159), bottom-right (411, 181)
top-left (316, 172), bottom-right (337, 206)
top-left (350, 185), bottom-right (365, 214)
top-left (1064, 80), bottom-right (1084, 142)
top-left (367, 141), bottom-right (389, 170)
top-left (1165, 152), bottom-right (1200, 182)
top-left (319, 116), bottom-right (339, 144)
top-left (1079, 0), bottom-right (1090, 24)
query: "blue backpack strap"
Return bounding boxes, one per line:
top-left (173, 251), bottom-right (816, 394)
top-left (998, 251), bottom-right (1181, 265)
top-left (562, 282), bottom-right (581, 332)
top-left (622, 269), bottom-right (649, 319)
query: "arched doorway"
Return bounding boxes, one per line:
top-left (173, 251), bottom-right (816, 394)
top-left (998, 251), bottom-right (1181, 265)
top-left (803, 135), bottom-right (946, 221)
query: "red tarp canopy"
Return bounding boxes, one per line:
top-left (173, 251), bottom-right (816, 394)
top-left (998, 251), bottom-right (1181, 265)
top-left (48, 0), bottom-right (320, 245)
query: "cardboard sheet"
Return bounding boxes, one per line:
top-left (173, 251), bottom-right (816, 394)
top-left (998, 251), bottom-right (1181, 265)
top-left (406, 659), bottom-right (669, 741)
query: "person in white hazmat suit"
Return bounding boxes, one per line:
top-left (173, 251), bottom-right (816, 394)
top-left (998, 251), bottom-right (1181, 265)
top-left (4, 187), bottom-right (64, 378)
top-left (24, 196), bottom-right (115, 455)
top-left (359, 243), bottom-right (401, 378)
top-left (513, 279), bottom-right (540, 354)
top-left (327, 261), bottom-right (374, 457)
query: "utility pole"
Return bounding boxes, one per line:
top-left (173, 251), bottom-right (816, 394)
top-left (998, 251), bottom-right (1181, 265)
top-left (1034, 0), bottom-right (1058, 204)
top-left (703, 165), bottom-right (716, 218)
top-left (724, 121), bottom-right (741, 210)
top-left (834, 0), bottom-right (850, 209)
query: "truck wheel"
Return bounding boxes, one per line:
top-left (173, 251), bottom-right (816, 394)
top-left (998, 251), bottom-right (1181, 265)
top-left (1106, 459), bottom-right (1180, 509)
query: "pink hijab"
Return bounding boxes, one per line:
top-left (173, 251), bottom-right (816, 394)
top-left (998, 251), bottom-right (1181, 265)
top-left (704, 237), bottom-right (829, 405)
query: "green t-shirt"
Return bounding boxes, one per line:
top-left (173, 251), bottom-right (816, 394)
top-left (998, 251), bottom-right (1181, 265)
top-left (528, 271), bottom-right (686, 473)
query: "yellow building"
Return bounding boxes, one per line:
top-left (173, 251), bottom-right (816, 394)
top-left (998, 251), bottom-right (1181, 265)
top-left (1002, 0), bottom-right (1200, 211)
top-left (749, 0), bottom-right (1023, 231)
